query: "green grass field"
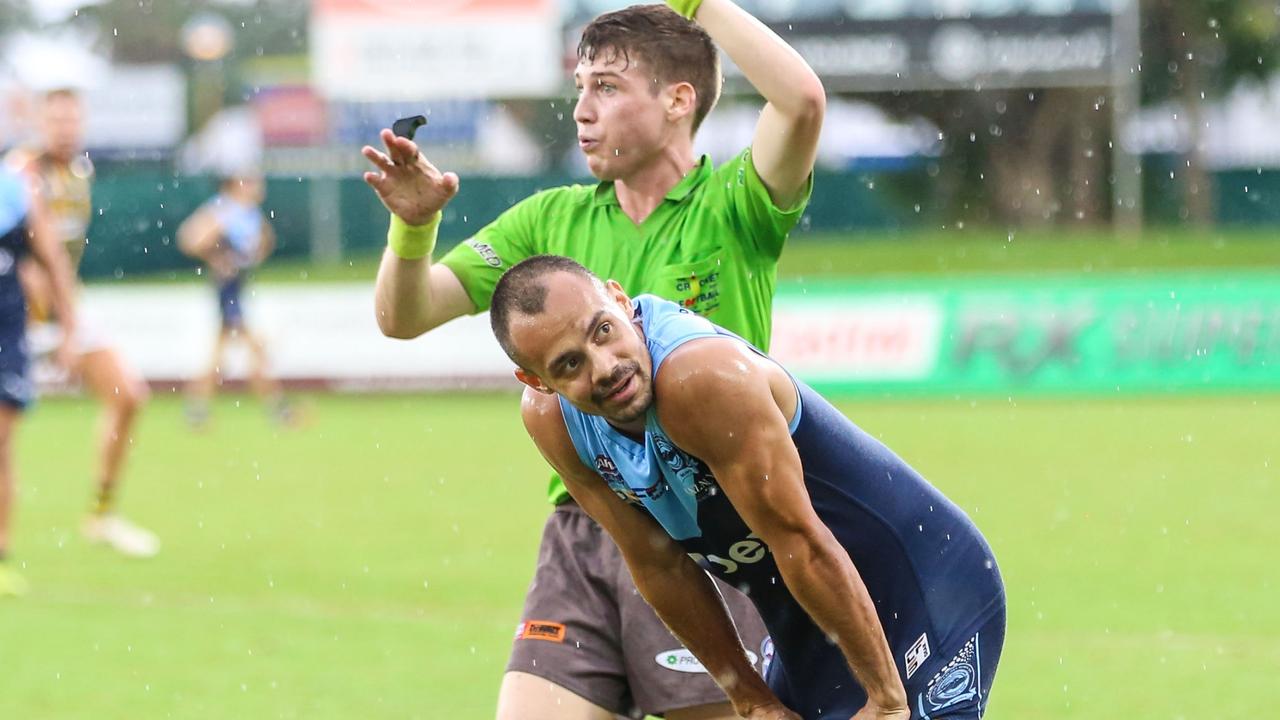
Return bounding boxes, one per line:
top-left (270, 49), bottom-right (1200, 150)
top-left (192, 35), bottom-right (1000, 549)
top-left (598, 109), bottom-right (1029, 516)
top-left (4, 392), bottom-right (1276, 718)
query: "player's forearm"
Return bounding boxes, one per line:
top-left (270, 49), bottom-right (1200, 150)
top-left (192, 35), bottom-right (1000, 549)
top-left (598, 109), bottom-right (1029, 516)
top-left (771, 529), bottom-right (906, 709)
top-left (374, 249), bottom-right (435, 339)
top-left (630, 556), bottom-right (777, 714)
top-left (694, 0), bottom-right (825, 120)
top-left (28, 204), bottom-right (78, 333)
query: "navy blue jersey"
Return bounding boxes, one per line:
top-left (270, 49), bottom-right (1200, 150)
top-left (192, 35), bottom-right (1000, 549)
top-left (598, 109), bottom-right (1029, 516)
top-left (0, 165), bottom-right (32, 324)
top-left (559, 295), bottom-right (1004, 717)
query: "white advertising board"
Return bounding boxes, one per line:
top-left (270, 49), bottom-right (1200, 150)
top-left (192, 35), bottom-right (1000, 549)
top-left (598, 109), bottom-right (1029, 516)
top-left (310, 0), bottom-right (562, 101)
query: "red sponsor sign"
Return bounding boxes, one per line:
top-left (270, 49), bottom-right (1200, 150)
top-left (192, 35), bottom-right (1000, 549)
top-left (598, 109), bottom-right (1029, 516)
top-left (253, 86), bottom-right (327, 146)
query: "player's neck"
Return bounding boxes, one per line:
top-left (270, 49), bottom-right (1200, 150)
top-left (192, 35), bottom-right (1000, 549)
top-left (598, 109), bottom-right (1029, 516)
top-left (613, 145), bottom-right (696, 226)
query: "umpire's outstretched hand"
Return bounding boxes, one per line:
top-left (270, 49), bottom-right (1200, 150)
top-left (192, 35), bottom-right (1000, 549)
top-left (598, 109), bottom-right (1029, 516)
top-left (362, 128), bottom-right (459, 226)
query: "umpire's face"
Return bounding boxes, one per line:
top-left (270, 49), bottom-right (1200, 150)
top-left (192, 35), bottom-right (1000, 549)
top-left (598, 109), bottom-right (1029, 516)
top-left (511, 273), bottom-right (654, 428)
top-left (573, 50), bottom-right (688, 183)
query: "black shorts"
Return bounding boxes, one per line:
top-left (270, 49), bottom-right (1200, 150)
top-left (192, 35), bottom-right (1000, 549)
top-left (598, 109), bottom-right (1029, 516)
top-left (217, 275), bottom-right (245, 329)
top-left (506, 501), bottom-right (770, 717)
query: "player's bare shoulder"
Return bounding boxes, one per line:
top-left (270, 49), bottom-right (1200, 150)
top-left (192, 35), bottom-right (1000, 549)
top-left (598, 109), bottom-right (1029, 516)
top-left (655, 338), bottom-right (795, 431)
top-left (519, 387), bottom-right (574, 456)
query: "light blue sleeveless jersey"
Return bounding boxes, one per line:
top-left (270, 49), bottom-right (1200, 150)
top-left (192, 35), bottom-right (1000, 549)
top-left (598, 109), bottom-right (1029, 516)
top-left (558, 295), bottom-right (798, 542)
top-left (554, 294), bottom-right (1006, 719)
top-left (208, 194), bottom-right (262, 268)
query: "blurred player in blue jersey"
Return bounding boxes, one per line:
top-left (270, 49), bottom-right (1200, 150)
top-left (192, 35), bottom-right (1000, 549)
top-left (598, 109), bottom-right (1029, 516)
top-left (490, 256), bottom-right (1007, 720)
top-left (0, 153), bottom-right (80, 596)
top-left (177, 172), bottom-right (292, 428)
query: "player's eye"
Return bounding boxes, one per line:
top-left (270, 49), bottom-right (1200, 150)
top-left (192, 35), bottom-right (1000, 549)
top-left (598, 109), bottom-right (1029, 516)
top-left (597, 322), bottom-right (612, 339)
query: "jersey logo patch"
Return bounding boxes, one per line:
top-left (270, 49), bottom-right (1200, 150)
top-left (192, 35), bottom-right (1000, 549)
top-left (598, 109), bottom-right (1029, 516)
top-left (515, 621), bottom-right (566, 643)
top-left (920, 633), bottom-right (980, 714)
top-left (465, 239), bottom-right (502, 267)
top-left (654, 648), bottom-right (758, 674)
top-left (652, 434), bottom-right (717, 501)
top-left (905, 632), bottom-right (930, 679)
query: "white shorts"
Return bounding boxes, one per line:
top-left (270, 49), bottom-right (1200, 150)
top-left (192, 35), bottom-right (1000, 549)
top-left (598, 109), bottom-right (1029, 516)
top-left (28, 318), bottom-right (114, 387)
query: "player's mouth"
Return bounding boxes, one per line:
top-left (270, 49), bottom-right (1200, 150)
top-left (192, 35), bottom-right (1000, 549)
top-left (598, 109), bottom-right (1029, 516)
top-left (604, 372), bottom-right (637, 404)
top-left (578, 137), bottom-right (599, 152)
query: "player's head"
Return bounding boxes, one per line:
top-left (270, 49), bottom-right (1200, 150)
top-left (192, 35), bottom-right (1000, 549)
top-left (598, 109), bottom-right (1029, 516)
top-left (38, 88), bottom-right (84, 162)
top-left (574, 4), bottom-right (721, 181)
top-left (492, 255), bottom-right (654, 425)
top-left (220, 171), bottom-right (265, 204)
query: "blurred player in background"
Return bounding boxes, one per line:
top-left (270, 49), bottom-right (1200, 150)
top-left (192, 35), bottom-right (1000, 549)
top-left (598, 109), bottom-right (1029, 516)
top-left (8, 88), bottom-right (158, 558)
top-left (363, 1), bottom-right (824, 717)
top-left (0, 141), bottom-right (80, 595)
top-left (177, 172), bottom-right (293, 428)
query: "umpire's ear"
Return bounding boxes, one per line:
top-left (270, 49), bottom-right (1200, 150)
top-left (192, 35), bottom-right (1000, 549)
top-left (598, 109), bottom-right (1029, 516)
top-left (515, 368), bottom-right (555, 395)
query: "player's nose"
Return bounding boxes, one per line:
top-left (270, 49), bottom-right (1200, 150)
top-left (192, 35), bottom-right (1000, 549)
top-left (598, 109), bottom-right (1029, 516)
top-left (573, 94), bottom-right (594, 124)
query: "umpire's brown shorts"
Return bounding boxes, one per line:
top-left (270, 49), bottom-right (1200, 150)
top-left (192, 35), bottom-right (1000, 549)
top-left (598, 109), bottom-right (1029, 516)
top-left (506, 501), bottom-right (769, 717)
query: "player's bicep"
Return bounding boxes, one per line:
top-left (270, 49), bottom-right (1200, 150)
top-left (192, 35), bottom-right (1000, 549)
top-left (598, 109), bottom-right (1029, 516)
top-left (658, 344), bottom-right (822, 544)
top-left (750, 102), bottom-right (822, 211)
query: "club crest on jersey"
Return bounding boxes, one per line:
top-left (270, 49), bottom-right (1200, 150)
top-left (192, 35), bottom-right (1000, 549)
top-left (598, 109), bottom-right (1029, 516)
top-left (652, 434), bottom-right (717, 501)
top-left (594, 455), bottom-right (641, 505)
top-left (920, 634), bottom-right (980, 714)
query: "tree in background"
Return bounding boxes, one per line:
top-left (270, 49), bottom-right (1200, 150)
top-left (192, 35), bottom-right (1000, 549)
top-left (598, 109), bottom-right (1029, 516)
top-left (1142, 0), bottom-right (1278, 225)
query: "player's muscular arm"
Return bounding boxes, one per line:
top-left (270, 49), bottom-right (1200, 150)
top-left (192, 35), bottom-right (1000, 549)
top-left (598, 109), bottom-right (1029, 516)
top-left (690, 0), bottom-right (825, 208)
top-left (176, 209), bottom-right (222, 263)
top-left (519, 389), bottom-right (786, 718)
top-left (25, 189), bottom-right (78, 364)
top-left (373, 256), bottom-right (473, 338)
top-left (363, 129), bottom-right (474, 337)
top-left (657, 341), bottom-right (909, 717)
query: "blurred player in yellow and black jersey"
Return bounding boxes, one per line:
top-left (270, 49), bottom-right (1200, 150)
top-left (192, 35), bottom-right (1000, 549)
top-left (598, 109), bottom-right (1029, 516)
top-left (7, 89), bottom-right (158, 558)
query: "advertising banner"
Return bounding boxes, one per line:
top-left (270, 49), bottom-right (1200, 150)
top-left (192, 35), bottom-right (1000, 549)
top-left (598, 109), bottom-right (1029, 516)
top-left (48, 272), bottom-right (1280, 397)
top-left (779, 273), bottom-right (1280, 395)
top-left (567, 0), bottom-right (1124, 92)
top-left (311, 0), bottom-right (562, 101)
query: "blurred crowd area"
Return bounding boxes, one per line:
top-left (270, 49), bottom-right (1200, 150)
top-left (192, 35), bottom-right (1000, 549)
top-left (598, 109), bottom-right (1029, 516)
top-left (2, 0), bottom-right (1279, 281)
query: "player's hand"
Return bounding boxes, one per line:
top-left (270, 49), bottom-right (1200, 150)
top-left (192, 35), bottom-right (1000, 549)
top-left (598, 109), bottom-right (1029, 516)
top-left (53, 334), bottom-right (77, 372)
top-left (361, 128), bottom-right (459, 226)
top-left (850, 701), bottom-right (911, 719)
top-left (743, 702), bottom-right (802, 719)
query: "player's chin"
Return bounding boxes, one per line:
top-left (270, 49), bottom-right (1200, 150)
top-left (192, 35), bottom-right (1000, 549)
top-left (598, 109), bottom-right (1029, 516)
top-left (585, 157), bottom-right (619, 182)
top-left (609, 387), bottom-right (652, 424)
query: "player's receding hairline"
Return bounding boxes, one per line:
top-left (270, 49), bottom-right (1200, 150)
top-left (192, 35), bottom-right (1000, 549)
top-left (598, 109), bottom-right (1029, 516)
top-left (491, 256), bottom-right (602, 363)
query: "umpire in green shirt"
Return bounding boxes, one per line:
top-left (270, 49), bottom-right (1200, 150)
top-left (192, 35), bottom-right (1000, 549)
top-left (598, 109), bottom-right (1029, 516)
top-left (363, 2), bottom-right (824, 718)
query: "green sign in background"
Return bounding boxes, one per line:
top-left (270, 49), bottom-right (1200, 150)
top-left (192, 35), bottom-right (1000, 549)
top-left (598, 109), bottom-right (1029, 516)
top-left (778, 271), bottom-right (1280, 396)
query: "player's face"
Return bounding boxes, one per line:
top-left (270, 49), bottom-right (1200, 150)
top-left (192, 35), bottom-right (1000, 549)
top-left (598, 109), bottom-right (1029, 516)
top-left (573, 50), bottom-right (675, 182)
top-left (512, 274), bottom-right (654, 428)
top-left (231, 176), bottom-right (266, 204)
top-left (40, 94), bottom-right (84, 162)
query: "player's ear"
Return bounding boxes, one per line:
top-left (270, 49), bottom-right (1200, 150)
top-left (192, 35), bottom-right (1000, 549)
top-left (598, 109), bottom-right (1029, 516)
top-left (664, 81), bottom-right (696, 125)
top-left (604, 279), bottom-right (630, 311)
top-left (515, 368), bottom-right (555, 395)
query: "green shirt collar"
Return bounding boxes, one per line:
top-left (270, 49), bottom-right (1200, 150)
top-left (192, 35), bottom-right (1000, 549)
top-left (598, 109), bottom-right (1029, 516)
top-left (592, 154), bottom-right (713, 207)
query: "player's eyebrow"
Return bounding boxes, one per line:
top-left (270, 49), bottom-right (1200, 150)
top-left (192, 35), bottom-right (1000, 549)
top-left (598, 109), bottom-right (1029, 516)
top-left (547, 309), bottom-right (607, 375)
top-left (582, 309), bottom-right (607, 339)
top-left (573, 69), bottom-right (623, 85)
